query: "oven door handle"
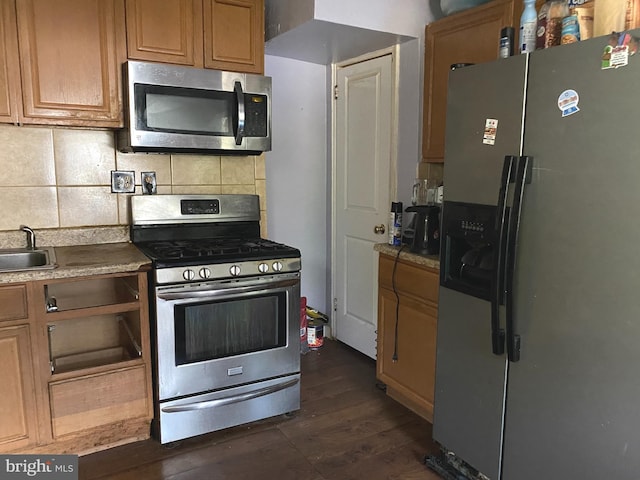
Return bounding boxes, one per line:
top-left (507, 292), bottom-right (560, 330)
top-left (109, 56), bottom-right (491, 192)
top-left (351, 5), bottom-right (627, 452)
top-left (156, 278), bottom-right (300, 300)
top-left (160, 377), bottom-right (299, 413)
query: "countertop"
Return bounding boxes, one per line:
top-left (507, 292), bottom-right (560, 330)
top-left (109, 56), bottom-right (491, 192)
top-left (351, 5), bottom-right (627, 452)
top-left (0, 242), bottom-right (151, 284)
top-left (374, 243), bottom-right (440, 270)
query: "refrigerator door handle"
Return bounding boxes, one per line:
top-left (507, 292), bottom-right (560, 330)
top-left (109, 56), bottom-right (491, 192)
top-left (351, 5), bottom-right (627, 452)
top-left (505, 156), bottom-right (532, 363)
top-left (491, 155), bottom-right (516, 355)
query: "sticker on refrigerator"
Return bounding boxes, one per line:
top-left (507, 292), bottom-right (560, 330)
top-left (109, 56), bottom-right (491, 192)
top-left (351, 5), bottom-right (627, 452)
top-left (483, 118), bottom-right (498, 145)
top-left (558, 90), bottom-right (580, 117)
top-left (601, 32), bottom-right (639, 69)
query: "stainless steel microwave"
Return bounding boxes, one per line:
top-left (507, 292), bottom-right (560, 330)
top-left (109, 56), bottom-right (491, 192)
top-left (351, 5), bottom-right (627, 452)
top-left (117, 61), bottom-right (271, 154)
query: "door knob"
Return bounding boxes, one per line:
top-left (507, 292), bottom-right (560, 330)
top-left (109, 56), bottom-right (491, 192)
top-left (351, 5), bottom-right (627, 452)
top-left (374, 224), bottom-right (386, 234)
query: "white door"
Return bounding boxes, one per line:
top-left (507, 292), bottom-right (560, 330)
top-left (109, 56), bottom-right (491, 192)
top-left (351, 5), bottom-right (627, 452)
top-left (333, 53), bottom-right (394, 359)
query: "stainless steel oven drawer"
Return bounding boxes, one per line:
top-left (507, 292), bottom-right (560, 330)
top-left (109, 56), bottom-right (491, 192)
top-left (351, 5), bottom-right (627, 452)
top-left (156, 373), bottom-right (300, 444)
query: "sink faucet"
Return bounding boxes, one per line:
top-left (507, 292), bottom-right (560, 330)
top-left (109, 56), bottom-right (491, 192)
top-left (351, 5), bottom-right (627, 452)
top-left (20, 225), bottom-right (36, 250)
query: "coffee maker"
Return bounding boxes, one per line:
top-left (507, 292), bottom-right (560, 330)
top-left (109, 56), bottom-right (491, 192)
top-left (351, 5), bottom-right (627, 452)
top-left (405, 205), bottom-right (441, 255)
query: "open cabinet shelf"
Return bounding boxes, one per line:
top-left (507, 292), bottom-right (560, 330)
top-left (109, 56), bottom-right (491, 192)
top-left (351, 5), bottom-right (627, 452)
top-left (47, 312), bottom-right (143, 375)
top-left (28, 269), bottom-right (154, 450)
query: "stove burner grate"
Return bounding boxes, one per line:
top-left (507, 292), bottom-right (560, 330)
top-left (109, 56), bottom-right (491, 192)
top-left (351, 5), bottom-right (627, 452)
top-left (139, 238), bottom-right (299, 263)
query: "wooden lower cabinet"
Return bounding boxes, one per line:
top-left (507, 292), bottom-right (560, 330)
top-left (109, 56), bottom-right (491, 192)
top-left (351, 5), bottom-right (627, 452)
top-left (0, 324), bottom-right (39, 451)
top-left (377, 253), bottom-right (439, 422)
top-left (0, 271), bottom-right (153, 455)
top-left (50, 365), bottom-right (149, 438)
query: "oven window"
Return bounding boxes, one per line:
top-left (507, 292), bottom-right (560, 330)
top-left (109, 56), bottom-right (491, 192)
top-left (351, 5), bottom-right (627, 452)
top-left (174, 293), bottom-right (287, 365)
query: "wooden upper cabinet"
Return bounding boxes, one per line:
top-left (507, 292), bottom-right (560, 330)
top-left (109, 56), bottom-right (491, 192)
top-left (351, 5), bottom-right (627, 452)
top-left (125, 0), bottom-right (264, 74)
top-left (0, 0), bottom-right (22, 124)
top-left (125, 0), bottom-right (204, 67)
top-left (422, 0), bottom-right (516, 162)
top-left (15, 0), bottom-right (126, 127)
top-left (203, 0), bottom-right (264, 74)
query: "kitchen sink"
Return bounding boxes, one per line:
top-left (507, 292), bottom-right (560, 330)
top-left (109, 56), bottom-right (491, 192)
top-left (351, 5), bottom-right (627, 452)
top-left (0, 247), bottom-right (57, 272)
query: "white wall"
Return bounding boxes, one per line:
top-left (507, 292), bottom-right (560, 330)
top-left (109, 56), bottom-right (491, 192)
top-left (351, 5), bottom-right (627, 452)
top-left (264, 55), bottom-right (329, 312)
top-left (264, 2), bottom-right (437, 315)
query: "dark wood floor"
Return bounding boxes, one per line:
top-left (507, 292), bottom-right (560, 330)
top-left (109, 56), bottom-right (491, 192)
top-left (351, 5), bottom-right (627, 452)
top-left (79, 339), bottom-right (443, 480)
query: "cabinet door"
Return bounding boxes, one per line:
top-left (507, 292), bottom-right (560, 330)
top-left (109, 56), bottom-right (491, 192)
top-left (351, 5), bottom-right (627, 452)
top-left (125, 0), bottom-right (204, 67)
top-left (203, 0), bottom-right (264, 74)
top-left (422, 0), bottom-right (515, 162)
top-left (0, 325), bottom-right (38, 451)
top-left (49, 365), bottom-right (150, 438)
top-left (376, 254), bottom-right (439, 422)
top-left (377, 286), bottom-right (437, 422)
top-left (0, 284), bottom-right (28, 322)
top-left (0, 0), bottom-right (22, 124)
top-left (15, 0), bottom-right (126, 127)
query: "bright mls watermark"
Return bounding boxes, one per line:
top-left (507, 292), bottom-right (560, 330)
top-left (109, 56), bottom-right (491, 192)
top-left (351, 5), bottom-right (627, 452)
top-left (0, 455), bottom-right (77, 480)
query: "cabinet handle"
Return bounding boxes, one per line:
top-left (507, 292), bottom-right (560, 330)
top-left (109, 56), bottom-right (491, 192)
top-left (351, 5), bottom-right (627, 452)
top-left (44, 285), bottom-right (58, 312)
top-left (46, 296), bottom-right (58, 312)
top-left (47, 325), bottom-right (56, 372)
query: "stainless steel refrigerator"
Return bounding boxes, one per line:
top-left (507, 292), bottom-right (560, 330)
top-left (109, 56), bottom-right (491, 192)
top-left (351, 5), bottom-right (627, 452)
top-left (433, 31), bottom-right (640, 480)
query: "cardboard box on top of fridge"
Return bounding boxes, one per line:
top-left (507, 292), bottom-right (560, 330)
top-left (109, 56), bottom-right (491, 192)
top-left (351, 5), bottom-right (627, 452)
top-left (591, 0), bottom-right (640, 36)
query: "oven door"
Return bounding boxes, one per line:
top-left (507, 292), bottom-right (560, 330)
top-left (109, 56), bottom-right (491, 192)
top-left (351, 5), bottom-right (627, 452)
top-left (154, 273), bottom-right (300, 401)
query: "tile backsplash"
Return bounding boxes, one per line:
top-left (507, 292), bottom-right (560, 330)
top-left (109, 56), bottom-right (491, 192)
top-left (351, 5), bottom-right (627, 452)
top-left (0, 124), bottom-right (267, 236)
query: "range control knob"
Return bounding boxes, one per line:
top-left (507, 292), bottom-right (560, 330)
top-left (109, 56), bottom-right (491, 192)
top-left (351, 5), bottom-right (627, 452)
top-left (199, 267), bottom-right (211, 279)
top-left (183, 269), bottom-right (196, 281)
top-left (229, 265), bottom-right (241, 277)
top-left (258, 263), bottom-right (269, 273)
top-left (272, 261), bottom-right (283, 272)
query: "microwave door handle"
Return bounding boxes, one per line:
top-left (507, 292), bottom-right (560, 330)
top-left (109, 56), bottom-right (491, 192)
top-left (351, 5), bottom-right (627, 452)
top-left (234, 81), bottom-right (246, 146)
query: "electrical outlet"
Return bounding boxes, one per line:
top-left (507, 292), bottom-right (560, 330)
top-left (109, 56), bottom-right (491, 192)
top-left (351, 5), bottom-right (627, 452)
top-left (111, 171), bottom-right (135, 193)
top-left (141, 171), bottom-right (157, 195)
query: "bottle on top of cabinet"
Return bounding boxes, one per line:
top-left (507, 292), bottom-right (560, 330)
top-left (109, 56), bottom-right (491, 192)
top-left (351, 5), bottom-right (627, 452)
top-left (499, 26), bottom-right (515, 57)
top-left (520, 0), bottom-right (537, 53)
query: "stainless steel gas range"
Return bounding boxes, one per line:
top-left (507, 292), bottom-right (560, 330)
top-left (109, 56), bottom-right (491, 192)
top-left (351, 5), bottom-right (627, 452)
top-left (130, 194), bottom-right (301, 444)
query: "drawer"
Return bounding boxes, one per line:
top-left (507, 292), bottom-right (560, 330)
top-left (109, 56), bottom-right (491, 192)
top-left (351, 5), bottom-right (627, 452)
top-left (379, 254), bottom-right (439, 305)
top-left (0, 285), bottom-right (28, 322)
top-left (49, 365), bottom-right (150, 438)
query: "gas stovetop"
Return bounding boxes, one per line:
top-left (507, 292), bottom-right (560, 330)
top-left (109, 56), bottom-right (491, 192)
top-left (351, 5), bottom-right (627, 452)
top-left (136, 238), bottom-right (300, 265)
top-left (130, 194), bottom-right (301, 284)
